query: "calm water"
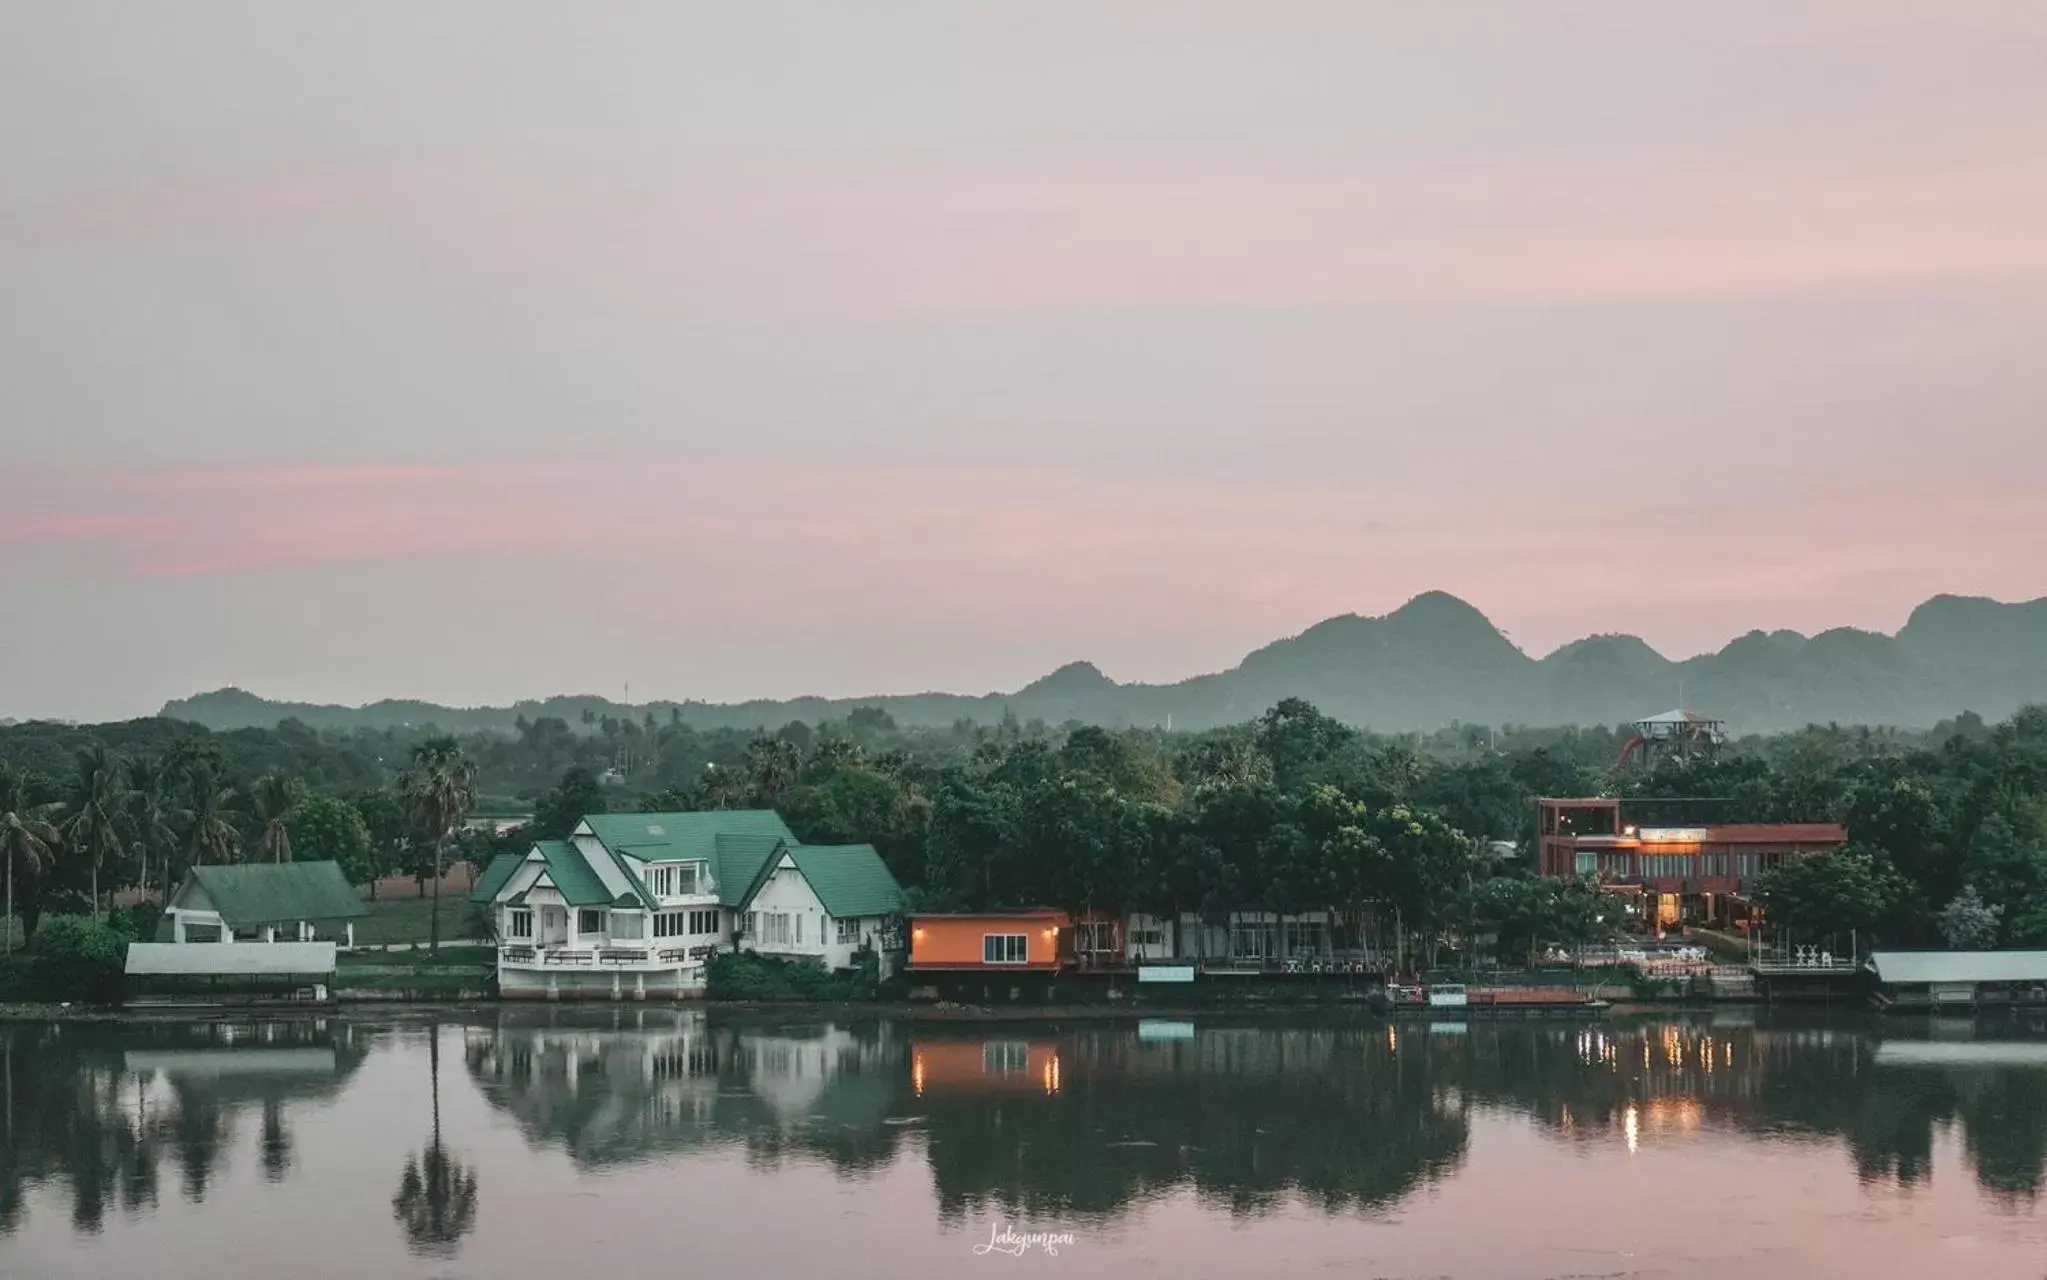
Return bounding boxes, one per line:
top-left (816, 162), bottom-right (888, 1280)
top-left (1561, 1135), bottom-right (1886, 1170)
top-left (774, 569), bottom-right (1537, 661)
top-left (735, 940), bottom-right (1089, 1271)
top-left (6, 1009), bottom-right (2047, 1279)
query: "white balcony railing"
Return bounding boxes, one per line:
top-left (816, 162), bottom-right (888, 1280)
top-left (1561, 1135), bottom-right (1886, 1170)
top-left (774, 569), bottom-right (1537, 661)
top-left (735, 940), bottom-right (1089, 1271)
top-left (498, 944), bottom-right (718, 969)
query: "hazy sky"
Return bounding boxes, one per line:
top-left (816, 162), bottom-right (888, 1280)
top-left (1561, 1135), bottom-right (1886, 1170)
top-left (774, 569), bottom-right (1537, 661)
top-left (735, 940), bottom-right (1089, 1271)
top-left (4, 3), bottom-right (2045, 722)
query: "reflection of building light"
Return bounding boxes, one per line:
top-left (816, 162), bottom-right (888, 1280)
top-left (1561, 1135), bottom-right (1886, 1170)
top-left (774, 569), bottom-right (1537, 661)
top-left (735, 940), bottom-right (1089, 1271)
top-left (1044, 1052), bottom-right (1061, 1096)
top-left (1387, 1027), bottom-right (1398, 1054)
top-left (1624, 1103), bottom-right (1639, 1155)
top-left (912, 1053), bottom-right (926, 1097)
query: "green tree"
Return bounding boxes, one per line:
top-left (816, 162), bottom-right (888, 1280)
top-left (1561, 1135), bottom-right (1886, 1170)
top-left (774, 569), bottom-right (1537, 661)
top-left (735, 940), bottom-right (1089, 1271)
top-left (532, 766), bottom-right (605, 840)
top-left (179, 763), bottom-right (245, 868)
top-left (251, 775), bottom-right (306, 863)
top-left (401, 737), bottom-right (476, 955)
top-left (288, 795), bottom-right (376, 884)
top-left (1937, 885), bottom-right (2003, 950)
top-left (1, 766), bottom-right (61, 954)
top-left (123, 753), bottom-right (182, 904)
top-left (61, 745), bottom-right (126, 922)
top-left (1754, 847), bottom-right (1909, 948)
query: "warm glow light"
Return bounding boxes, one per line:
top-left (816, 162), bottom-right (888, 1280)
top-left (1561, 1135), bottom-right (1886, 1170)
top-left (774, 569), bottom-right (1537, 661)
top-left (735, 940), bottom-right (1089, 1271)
top-left (1624, 1103), bottom-right (1640, 1155)
top-left (912, 1053), bottom-right (926, 1097)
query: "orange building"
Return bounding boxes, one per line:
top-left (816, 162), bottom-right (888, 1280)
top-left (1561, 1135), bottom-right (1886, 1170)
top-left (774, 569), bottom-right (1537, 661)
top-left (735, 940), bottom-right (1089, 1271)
top-left (906, 909), bottom-right (1070, 972)
top-left (910, 1037), bottom-right (1063, 1097)
top-left (1537, 797), bottom-right (1846, 927)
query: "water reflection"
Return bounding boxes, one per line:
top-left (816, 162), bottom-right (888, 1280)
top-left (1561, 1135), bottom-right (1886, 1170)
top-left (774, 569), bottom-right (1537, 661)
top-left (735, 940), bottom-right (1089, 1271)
top-left (0, 1019), bottom-right (368, 1235)
top-left (9, 1009), bottom-right (2047, 1253)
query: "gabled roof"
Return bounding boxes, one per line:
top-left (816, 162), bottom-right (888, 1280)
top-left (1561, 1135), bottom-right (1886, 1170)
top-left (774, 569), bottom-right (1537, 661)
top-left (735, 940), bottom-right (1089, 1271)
top-left (580, 810), bottom-right (798, 865)
top-left (470, 852), bottom-right (526, 904)
top-left (180, 862), bottom-right (367, 927)
top-left (533, 840), bottom-right (624, 908)
top-left (713, 833), bottom-right (789, 908)
top-left (776, 844), bottom-right (905, 920)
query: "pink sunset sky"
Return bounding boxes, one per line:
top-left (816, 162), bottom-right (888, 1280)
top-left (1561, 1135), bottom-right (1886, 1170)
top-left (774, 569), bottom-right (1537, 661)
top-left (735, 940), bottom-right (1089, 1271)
top-left (3, 3), bottom-right (2044, 721)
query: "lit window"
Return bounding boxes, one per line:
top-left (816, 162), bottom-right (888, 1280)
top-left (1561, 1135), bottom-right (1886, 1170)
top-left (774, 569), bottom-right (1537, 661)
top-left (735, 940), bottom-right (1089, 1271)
top-left (983, 934), bottom-right (1028, 964)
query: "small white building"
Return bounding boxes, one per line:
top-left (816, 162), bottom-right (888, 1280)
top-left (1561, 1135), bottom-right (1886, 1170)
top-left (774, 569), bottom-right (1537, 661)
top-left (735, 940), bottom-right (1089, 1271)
top-left (163, 861), bottom-right (368, 947)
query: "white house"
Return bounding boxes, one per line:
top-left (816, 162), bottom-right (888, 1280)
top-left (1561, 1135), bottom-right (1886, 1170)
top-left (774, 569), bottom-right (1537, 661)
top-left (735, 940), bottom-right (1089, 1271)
top-left (734, 843), bottom-right (906, 977)
top-left (471, 810), bottom-right (906, 1000)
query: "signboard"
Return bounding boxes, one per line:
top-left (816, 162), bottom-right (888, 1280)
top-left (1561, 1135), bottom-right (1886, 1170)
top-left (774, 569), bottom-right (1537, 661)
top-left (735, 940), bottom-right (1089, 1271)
top-left (1137, 1019), bottom-right (1196, 1042)
top-left (1137, 964), bottom-right (1196, 984)
top-left (1637, 827), bottom-right (1711, 843)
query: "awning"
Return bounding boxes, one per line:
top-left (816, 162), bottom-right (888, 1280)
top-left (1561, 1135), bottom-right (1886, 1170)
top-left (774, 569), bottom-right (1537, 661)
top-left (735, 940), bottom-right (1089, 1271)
top-left (125, 941), bottom-right (338, 976)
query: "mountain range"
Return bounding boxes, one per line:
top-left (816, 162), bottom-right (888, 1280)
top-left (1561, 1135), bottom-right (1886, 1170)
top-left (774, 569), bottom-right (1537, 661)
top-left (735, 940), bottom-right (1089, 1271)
top-left (160, 591), bottom-right (2047, 737)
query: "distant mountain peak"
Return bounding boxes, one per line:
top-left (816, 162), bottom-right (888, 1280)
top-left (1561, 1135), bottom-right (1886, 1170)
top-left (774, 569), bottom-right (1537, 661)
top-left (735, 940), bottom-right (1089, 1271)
top-left (1020, 661), bottom-right (1116, 697)
top-left (156, 591), bottom-right (2047, 736)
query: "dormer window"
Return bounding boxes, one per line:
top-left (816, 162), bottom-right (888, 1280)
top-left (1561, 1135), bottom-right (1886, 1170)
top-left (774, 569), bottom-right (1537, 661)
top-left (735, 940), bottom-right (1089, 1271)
top-left (643, 863), bottom-right (701, 898)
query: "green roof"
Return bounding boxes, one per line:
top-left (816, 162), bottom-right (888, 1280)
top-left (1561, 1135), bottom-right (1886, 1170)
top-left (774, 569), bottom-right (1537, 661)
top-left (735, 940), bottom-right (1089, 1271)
top-left (737, 843), bottom-right (905, 920)
top-left (182, 862), bottom-right (367, 927)
top-left (533, 840), bottom-right (623, 908)
top-left (712, 833), bottom-right (789, 908)
top-left (578, 811), bottom-right (800, 907)
top-left (470, 852), bottom-right (525, 904)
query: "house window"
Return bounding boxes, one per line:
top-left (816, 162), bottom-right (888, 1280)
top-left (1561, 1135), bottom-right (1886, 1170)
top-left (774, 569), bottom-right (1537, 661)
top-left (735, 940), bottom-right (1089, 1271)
top-left (745, 912), bottom-right (758, 937)
top-left (983, 934), bottom-right (1029, 965)
top-left (1575, 851), bottom-right (1598, 876)
top-left (983, 1041), bottom-right (1030, 1073)
top-left (654, 911), bottom-right (686, 938)
top-left (690, 909), bottom-right (719, 935)
top-left (796, 915), bottom-right (803, 945)
top-left (612, 913), bottom-right (646, 941)
top-left (507, 909), bottom-right (533, 939)
top-left (837, 917), bottom-right (860, 945)
top-left (578, 909), bottom-right (604, 936)
top-left (643, 864), bottom-right (702, 898)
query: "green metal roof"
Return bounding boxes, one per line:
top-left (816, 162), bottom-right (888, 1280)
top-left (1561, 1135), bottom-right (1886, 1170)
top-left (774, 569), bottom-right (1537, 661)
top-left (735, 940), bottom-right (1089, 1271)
top-left (581, 810), bottom-right (797, 863)
top-left (469, 852), bottom-right (526, 904)
top-left (736, 843), bottom-right (905, 920)
top-left (712, 833), bottom-right (789, 908)
top-left (181, 862), bottom-right (368, 927)
top-left (534, 840), bottom-right (619, 908)
top-left (577, 811), bottom-right (800, 907)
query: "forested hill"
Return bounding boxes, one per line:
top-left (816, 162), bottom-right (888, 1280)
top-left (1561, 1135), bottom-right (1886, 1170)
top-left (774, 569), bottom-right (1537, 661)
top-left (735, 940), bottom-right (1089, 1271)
top-left (159, 591), bottom-right (2047, 736)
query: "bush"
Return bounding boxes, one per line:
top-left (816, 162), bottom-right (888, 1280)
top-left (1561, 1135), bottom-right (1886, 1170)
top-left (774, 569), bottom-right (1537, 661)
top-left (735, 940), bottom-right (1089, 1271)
top-left (23, 913), bottom-right (134, 1003)
top-left (707, 950), bottom-right (877, 1002)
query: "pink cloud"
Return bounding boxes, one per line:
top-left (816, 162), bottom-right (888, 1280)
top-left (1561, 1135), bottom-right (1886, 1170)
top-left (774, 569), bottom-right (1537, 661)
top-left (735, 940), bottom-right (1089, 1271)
top-left (1, 456), bottom-right (2039, 671)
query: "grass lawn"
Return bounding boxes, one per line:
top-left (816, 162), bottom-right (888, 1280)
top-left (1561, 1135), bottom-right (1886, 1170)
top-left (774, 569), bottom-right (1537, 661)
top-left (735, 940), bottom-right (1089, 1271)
top-left (348, 894), bottom-right (488, 946)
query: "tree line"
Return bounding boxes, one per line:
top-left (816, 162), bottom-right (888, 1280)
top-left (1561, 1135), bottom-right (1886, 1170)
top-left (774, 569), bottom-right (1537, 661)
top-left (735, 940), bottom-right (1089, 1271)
top-left (6, 700), bottom-right (2047, 963)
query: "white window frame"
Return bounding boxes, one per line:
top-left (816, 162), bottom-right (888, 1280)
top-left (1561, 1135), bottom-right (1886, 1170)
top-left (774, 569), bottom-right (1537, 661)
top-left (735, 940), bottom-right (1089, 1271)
top-left (611, 912), bottom-right (646, 941)
top-left (983, 933), bottom-right (1029, 965)
top-left (507, 909), bottom-right (533, 939)
top-left (836, 917), bottom-right (861, 945)
top-left (578, 908), bottom-right (605, 937)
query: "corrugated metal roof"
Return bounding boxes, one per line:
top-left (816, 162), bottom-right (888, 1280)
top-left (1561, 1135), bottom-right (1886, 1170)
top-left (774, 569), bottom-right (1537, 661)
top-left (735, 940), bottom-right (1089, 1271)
top-left (126, 941), bottom-right (338, 975)
top-left (181, 863), bottom-right (367, 927)
top-left (735, 843), bottom-right (905, 920)
top-left (534, 840), bottom-right (618, 907)
top-left (469, 852), bottom-right (526, 904)
top-left (1870, 951), bottom-right (2047, 985)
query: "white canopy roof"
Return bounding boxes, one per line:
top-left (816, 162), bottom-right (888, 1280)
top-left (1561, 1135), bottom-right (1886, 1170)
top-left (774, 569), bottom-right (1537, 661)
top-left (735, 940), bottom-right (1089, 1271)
top-left (125, 941), bottom-right (338, 976)
top-left (1868, 951), bottom-right (2047, 985)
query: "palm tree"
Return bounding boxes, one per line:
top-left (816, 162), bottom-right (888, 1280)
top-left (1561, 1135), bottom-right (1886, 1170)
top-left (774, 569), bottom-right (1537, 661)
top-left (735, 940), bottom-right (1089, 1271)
top-left (251, 776), bottom-right (304, 864)
top-left (124, 754), bottom-right (181, 904)
top-left (391, 1024), bottom-right (478, 1257)
top-left (400, 737), bottom-right (475, 955)
top-left (742, 737), bottom-right (802, 805)
top-left (0, 768), bottom-right (60, 956)
top-left (180, 764), bottom-right (245, 869)
top-left (62, 746), bottom-right (126, 922)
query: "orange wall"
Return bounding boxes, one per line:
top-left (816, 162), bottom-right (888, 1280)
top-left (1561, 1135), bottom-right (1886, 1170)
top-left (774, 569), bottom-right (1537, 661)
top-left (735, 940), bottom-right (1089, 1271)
top-left (909, 914), bottom-right (1068, 968)
top-left (911, 1039), bottom-right (1063, 1096)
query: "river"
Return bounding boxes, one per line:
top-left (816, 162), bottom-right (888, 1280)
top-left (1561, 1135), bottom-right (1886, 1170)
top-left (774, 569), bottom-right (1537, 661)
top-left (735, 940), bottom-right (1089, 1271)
top-left (5, 1009), bottom-right (2047, 1278)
